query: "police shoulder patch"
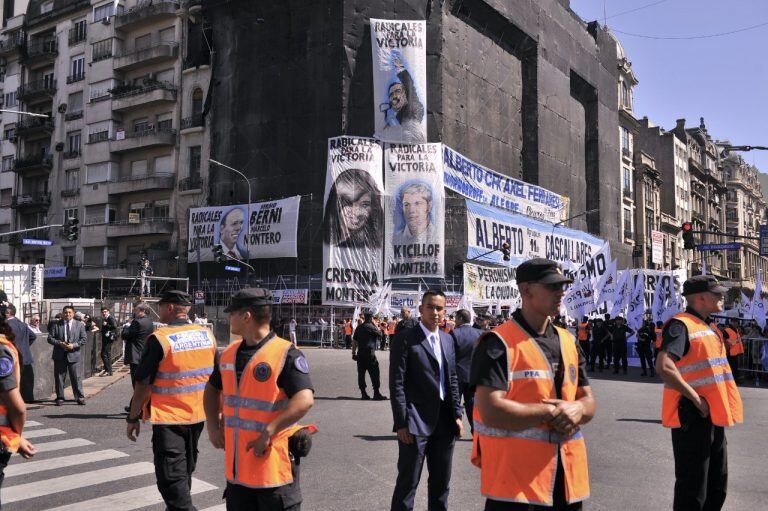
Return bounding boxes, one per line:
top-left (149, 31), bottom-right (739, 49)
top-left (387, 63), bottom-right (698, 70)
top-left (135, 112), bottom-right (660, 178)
top-left (253, 362), bottom-right (272, 382)
top-left (294, 355), bottom-right (310, 374)
top-left (569, 363), bottom-right (577, 384)
top-left (668, 321), bottom-right (685, 338)
top-left (0, 356), bottom-right (14, 378)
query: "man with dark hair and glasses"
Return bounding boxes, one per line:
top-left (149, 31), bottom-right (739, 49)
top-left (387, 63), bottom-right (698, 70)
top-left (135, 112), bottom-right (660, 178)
top-left (470, 258), bottom-right (595, 510)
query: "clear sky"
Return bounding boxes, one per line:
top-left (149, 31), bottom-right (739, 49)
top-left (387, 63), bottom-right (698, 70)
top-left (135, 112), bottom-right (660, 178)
top-left (570, 0), bottom-right (768, 172)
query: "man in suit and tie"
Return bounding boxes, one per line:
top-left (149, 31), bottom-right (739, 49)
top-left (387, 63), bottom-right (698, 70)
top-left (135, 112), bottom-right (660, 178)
top-left (451, 309), bottom-right (482, 434)
top-left (122, 302), bottom-right (155, 412)
top-left (47, 305), bottom-right (87, 405)
top-left (389, 290), bottom-right (463, 511)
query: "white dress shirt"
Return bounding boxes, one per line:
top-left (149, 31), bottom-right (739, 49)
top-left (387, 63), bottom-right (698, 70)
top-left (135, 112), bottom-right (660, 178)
top-left (419, 321), bottom-right (445, 400)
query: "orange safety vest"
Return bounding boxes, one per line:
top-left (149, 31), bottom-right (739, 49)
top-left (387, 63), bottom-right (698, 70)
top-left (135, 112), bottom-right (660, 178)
top-left (387, 321), bottom-right (396, 336)
top-left (344, 322), bottom-right (353, 336)
top-left (148, 324), bottom-right (217, 425)
top-left (221, 335), bottom-right (315, 488)
top-left (471, 320), bottom-right (589, 506)
top-left (577, 323), bottom-right (589, 341)
top-left (661, 313), bottom-right (743, 428)
top-left (0, 336), bottom-right (21, 452)
top-left (655, 327), bottom-right (663, 350)
top-left (723, 327), bottom-right (744, 356)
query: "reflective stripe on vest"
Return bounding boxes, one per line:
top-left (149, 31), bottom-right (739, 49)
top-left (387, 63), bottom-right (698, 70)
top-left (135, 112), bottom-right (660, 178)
top-left (149, 324), bottom-right (217, 425)
top-left (471, 321), bottom-right (590, 505)
top-left (221, 336), bottom-right (297, 489)
top-left (661, 313), bottom-right (743, 428)
top-left (0, 336), bottom-right (21, 453)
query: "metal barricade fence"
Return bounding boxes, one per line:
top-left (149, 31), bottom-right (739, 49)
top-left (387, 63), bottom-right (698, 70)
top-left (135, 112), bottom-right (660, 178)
top-left (740, 337), bottom-right (768, 386)
top-left (281, 324), bottom-right (338, 348)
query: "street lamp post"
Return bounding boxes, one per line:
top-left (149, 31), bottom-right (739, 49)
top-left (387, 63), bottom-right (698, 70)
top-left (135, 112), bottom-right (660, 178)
top-left (209, 159), bottom-right (252, 282)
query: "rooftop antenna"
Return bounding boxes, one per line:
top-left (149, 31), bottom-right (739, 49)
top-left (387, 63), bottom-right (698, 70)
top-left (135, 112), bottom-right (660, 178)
top-left (603, 1), bottom-right (608, 28)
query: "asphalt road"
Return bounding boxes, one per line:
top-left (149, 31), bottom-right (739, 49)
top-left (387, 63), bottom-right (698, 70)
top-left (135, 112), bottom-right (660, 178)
top-left (8, 349), bottom-right (768, 510)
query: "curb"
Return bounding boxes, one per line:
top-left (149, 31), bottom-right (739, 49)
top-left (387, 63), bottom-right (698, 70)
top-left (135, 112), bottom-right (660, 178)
top-left (37, 361), bottom-right (132, 407)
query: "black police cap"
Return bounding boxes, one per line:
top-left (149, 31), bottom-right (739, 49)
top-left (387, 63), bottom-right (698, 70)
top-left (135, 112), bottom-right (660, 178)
top-left (516, 258), bottom-right (573, 285)
top-left (682, 275), bottom-right (730, 297)
top-left (224, 288), bottom-right (274, 312)
top-left (157, 289), bottom-right (193, 305)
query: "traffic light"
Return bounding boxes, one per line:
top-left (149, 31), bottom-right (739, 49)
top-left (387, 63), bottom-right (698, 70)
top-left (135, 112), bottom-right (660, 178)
top-left (682, 222), bottom-right (694, 250)
top-left (501, 242), bottom-right (511, 261)
top-left (212, 244), bottom-right (226, 263)
top-left (64, 217), bottom-right (79, 241)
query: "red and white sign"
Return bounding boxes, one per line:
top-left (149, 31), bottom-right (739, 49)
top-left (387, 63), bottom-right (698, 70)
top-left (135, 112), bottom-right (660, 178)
top-left (651, 230), bottom-right (664, 265)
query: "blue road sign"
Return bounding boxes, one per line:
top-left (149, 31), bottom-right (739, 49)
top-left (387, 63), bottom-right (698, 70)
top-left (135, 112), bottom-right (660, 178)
top-left (22, 238), bottom-right (53, 246)
top-left (696, 242), bottom-right (741, 252)
top-left (760, 225), bottom-right (768, 257)
top-left (224, 265), bottom-right (242, 272)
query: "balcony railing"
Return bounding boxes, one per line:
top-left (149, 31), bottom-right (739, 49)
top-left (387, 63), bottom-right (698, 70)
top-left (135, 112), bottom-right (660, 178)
top-left (11, 192), bottom-right (51, 209)
top-left (63, 150), bottom-right (81, 159)
top-left (0, 35), bottom-right (24, 55)
top-left (68, 25), bottom-right (87, 46)
top-left (61, 188), bottom-right (80, 197)
top-left (88, 131), bottom-right (110, 144)
top-left (178, 176), bottom-right (203, 191)
top-left (111, 80), bottom-right (176, 99)
top-left (106, 217), bottom-right (175, 237)
top-left (16, 117), bottom-right (54, 137)
top-left (65, 110), bottom-right (84, 121)
top-left (114, 41), bottom-right (178, 71)
top-left (115, 0), bottom-right (180, 30)
top-left (24, 39), bottom-right (58, 62)
top-left (14, 154), bottom-right (53, 171)
top-left (181, 113), bottom-right (204, 130)
top-left (18, 79), bottom-right (57, 100)
top-left (66, 71), bottom-right (85, 84)
top-left (109, 172), bottom-right (175, 195)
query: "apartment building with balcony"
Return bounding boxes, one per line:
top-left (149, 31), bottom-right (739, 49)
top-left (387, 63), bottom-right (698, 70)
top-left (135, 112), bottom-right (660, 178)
top-left (720, 149), bottom-right (768, 292)
top-left (0, 0), bottom-right (211, 295)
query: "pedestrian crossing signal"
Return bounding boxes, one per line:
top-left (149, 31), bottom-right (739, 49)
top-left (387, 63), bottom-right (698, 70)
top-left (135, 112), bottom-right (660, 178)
top-left (682, 222), bottom-right (694, 249)
top-left (212, 244), bottom-right (226, 263)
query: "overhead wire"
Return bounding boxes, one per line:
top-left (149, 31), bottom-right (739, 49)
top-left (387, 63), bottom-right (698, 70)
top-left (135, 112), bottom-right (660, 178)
top-left (611, 20), bottom-right (768, 40)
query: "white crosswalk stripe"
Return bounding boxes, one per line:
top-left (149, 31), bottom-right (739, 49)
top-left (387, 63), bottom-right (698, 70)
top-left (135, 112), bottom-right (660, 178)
top-left (24, 420), bottom-right (43, 427)
top-left (4, 462), bottom-right (156, 503)
top-left (20, 427), bottom-right (66, 439)
top-left (200, 505), bottom-right (227, 511)
top-left (5, 449), bottom-right (129, 477)
top-left (29, 437), bottom-right (95, 453)
top-left (44, 478), bottom-right (219, 511)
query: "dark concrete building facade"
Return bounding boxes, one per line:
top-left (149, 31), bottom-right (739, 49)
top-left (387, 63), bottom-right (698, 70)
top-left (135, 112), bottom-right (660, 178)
top-left (199, 0), bottom-right (627, 284)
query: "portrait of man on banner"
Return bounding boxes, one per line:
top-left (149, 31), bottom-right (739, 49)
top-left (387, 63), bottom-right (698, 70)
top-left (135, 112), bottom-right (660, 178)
top-left (323, 168), bottom-right (384, 250)
top-left (392, 180), bottom-right (436, 246)
top-left (378, 52), bottom-right (425, 144)
top-left (215, 205), bottom-right (248, 260)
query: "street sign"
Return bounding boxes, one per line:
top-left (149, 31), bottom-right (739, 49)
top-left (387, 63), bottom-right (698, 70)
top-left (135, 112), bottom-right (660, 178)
top-left (651, 230), bottom-right (663, 264)
top-left (224, 265), bottom-right (241, 272)
top-left (760, 225), bottom-right (768, 257)
top-left (22, 238), bottom-right (52, 246)
top-left (696, 242), bottom-right (741, 252)
top-left (194, 290), bottom-right (205, 305)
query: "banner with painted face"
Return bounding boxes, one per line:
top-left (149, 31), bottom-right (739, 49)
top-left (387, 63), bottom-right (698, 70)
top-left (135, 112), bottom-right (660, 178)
top-left (384, 143), bottom-right (444, 278)
top-left (443, 145), bottom-right (570, 223)
top-left (463, 262), bottom-right (520, 308)
top-left (371, 19), bottom-right (427, 144)
top-left (188, 197), bottom-right (301, 262)
top-left (465, 200), bottom-right (604, 269)
top-left (323, 136), bottom-right (385, 306)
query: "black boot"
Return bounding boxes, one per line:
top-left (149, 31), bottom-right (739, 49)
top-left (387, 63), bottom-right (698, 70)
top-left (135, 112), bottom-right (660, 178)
top-left (372, 391), bottom-right (388, 401)
top-left (361, 391), bottom-right (371, 400)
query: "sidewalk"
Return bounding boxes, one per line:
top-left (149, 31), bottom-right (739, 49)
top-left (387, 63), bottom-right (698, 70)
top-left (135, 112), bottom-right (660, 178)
top-left (31, 360), bottom-right (131, 408)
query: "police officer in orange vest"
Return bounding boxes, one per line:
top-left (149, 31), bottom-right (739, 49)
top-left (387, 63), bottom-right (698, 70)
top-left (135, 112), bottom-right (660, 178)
top-left (722, 320), bottom-right (744, 383)
top-left (576, 316), bottom-right (591, 363)
top-left (126, 290), bottom-right (217, 511)
top-left (655, 275), bottom-right (743, 511)
top-left (0, 294), bottom-right (36, 499)
top-left (471, 258), bottom-right (595, 510)
top-left (204, 288), bottom-right (316, 510)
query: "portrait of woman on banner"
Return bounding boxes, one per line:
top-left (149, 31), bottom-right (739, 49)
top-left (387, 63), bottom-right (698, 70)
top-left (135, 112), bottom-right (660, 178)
top-left (323, 168), bottom-right (384, 249)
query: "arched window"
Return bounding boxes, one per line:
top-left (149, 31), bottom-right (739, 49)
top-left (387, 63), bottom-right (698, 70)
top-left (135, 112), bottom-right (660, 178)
top-left (192, 88), bottom-right (204, 115)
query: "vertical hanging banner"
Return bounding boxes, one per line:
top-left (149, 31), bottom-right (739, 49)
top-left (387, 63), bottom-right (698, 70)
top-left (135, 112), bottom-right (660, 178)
top-left (371, 19), bottom-right (427, 144)
top-left (384, 143), bottom-right (444, 278)
top-left (323, 136), bottom-right (385, 306)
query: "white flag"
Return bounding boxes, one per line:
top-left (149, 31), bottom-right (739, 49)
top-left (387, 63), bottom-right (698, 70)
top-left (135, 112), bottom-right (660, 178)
top-left (662, 279), bottom-right (683, 323)
top-left (651, 277), bottom-right (668, 324)
top-left (626, 272), bottom-right (646, 331)
top-left (596, 259), bottom-right (618, 308)
top-left (751, 270), bottom-right (766, 328)
top-left (610, 270), bottom-right (632, 317)
top-left (564, 274), bottom-right (596, 320)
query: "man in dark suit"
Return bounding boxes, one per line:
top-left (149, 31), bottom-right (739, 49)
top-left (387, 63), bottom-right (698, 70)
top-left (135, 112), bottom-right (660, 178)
top-left (5, 303), bottom-right (36, 402)
top-left (47, 305), bottom-right (87, 405)
top-left (450, 309), bottom-right (481, 434)
top-left (122, 302), bottom-right (155, 411)
top-left (389, 290), bottom-right (463, 511)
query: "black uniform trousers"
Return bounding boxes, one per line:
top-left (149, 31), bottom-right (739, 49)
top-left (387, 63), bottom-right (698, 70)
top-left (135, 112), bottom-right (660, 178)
top-left (100, 339), bottom-right (114, 374)
top-left (458, 381), bottom-right (475, 434)
top-left (636, 342), bottom-right (654, 375)
top-left (0, 450), bottom-right (11, 509)
top-left (153, 422), bottom-right (204, 511)
top-left (578, 340), bottom-right (590, 365)
top-left (224, 460), bottom-right (302, 510)
top-left (484, 459), bottom-right (582, 510)
top-left (612, 340), bottom-right (627, 372)
top-left (356, 350), bottom-right (381, 393)
top-left (671, 414), bottom-right (727, 511)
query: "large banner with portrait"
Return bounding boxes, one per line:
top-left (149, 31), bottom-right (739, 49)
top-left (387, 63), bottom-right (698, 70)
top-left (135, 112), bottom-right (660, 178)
top-left (463, 262), bottom-right (519, 307)
top-left (444, 145), bottom-right (570, 223)
top-left (371, 19), bottom-right (427, 144)
top-left (466, 200), bottom-right (604, 268)
top-left (323, 136), bottom-right (385, 306)
top-left (384, 143), bottom-right (444, 278)
top-left (188, 197), bottom-right (301, 262)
